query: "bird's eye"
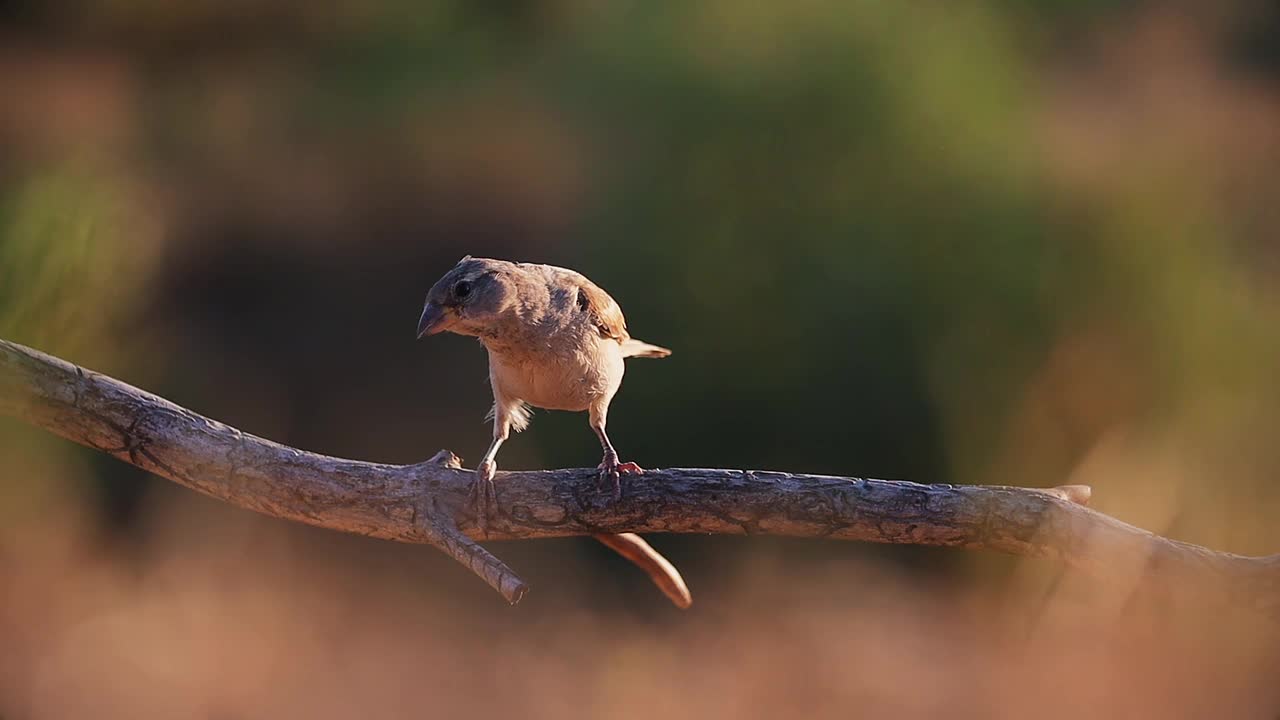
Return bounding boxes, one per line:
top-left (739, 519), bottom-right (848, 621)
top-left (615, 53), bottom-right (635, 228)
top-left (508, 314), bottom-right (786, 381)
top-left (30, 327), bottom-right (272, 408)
top-left (454, 280), bottom-right (472, 299)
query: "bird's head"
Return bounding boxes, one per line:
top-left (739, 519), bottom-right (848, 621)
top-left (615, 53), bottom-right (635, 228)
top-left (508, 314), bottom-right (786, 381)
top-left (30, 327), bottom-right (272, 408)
top-left (417, 256), bottom-right (516, 339)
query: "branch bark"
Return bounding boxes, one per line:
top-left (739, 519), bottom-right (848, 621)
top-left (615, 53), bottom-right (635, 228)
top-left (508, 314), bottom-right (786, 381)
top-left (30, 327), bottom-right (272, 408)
top-left (2, 338), bottom-right (1278, 618)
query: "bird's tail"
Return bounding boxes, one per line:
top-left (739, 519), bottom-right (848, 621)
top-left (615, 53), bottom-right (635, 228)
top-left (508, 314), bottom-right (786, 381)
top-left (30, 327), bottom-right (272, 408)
top-left (621, 338), bottom-right (672, 359)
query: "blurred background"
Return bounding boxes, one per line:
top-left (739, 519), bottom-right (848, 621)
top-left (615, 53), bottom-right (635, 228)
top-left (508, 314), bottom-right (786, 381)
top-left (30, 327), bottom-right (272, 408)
top-left (4, 0), bottom-right (1280, 717)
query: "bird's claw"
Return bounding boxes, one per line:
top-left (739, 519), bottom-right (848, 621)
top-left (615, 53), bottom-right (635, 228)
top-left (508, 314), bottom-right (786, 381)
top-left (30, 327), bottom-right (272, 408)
top-left (597, 456), bottom-right (644, 501)
top-left (470, 459), bottom-right (498, 534)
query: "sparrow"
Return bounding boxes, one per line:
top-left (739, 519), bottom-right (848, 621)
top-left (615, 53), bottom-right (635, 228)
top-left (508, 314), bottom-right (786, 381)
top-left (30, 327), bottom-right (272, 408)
top-left (416, 256), bottom-right (671, 526)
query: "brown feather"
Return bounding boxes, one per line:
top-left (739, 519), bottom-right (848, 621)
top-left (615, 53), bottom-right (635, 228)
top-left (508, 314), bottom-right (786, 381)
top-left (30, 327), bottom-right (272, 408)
top-left (574, 280), bottom-right (631, 343)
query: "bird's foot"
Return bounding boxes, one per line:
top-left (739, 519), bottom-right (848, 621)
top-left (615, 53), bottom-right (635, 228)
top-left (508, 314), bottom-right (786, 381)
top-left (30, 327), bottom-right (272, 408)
top-left (597, 454), bottom-right (644, 501)
top-left (470, 459), bottom-right (498, 535)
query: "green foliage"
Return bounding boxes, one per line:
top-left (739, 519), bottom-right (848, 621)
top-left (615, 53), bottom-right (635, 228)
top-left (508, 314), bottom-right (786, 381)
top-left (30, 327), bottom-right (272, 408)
top-left (4, 0), bottom-right (1280, 550)
top-left (0, 170), bottom-right (149, 357)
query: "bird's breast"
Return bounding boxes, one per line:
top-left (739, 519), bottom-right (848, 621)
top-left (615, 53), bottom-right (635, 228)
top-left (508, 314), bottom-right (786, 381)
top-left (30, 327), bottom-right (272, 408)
top-left (486, 337), bottom-right (624, 412)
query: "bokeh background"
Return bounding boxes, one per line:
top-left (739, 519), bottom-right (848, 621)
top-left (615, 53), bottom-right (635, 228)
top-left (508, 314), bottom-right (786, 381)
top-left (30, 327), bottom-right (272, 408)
top-left (4, 1), bottom-right (1280, 717)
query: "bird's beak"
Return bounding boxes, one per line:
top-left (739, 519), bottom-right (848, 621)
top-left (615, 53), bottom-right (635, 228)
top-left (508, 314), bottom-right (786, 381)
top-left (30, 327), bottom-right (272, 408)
top-left (416, 303), bottom-right (452, 338)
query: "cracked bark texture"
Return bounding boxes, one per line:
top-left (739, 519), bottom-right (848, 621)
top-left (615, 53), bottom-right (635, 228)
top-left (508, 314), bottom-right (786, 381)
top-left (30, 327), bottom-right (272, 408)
top-left (2, 338), bottom-right (1279, 618)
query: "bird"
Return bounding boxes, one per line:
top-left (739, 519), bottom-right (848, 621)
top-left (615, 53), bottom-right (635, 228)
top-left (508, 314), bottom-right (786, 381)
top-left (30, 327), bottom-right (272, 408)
top-left (416, 256), bottom-right (690, 608)
top-left (417, 255), bottom-right (670, 507)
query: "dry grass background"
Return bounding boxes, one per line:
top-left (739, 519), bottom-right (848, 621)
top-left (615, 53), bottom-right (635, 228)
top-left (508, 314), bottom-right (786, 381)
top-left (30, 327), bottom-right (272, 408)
top-left (2, 452), bottom-right (1279, 718)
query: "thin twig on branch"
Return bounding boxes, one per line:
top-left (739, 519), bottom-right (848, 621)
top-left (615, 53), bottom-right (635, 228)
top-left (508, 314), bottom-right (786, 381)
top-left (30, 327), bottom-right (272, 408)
top-left (1, 338), bottom-right (1277, 617)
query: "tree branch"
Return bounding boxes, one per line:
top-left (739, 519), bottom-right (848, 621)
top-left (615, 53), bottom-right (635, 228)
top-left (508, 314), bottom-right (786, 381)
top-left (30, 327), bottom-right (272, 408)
top-left (2, 338), bottom-right (1278, 618)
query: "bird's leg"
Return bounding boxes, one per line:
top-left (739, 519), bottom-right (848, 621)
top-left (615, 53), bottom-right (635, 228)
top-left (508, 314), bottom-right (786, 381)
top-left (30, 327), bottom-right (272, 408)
top-left (471, 426), bottom-right (506, 535)
top-left (590, 408), bottom-right (642, 501)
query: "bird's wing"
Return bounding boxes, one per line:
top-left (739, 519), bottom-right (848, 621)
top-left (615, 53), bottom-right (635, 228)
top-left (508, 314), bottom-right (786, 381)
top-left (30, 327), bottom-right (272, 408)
top-left (574, 278), bottom-right (631, 344)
